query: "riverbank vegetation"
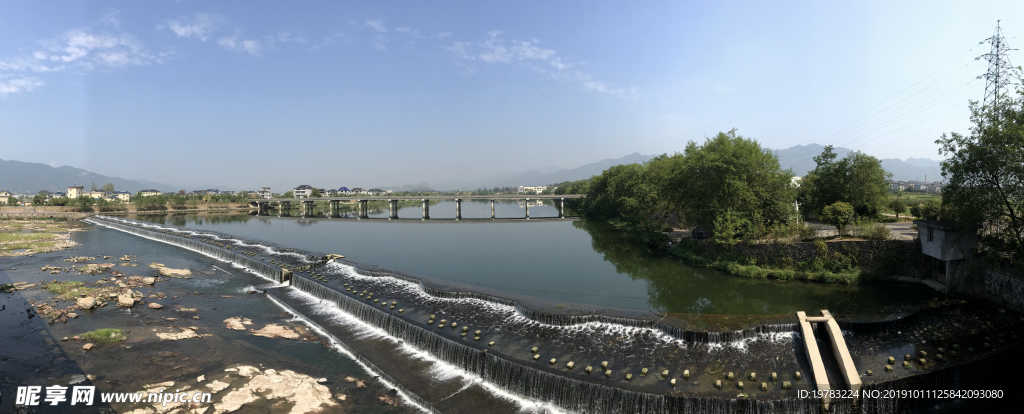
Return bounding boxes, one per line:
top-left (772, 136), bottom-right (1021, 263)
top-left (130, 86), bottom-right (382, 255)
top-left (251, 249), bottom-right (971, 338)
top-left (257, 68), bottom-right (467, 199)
top-left (554, 130), bottom-right (905, 283)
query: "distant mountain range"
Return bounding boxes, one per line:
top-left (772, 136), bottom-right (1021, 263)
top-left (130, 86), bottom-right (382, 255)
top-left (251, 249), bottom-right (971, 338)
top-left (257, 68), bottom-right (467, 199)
top-left (379, 153), bottom-right (656, 191)
top-left (0, 158), bottom-right (184, 195)
top-left (2, 145), bottom-right (942, 196)
top-left (772, 144), bottom-right (943, 182)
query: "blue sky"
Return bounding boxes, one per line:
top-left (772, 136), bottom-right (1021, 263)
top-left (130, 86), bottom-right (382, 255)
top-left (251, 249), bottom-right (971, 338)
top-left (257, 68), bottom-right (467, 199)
top-left (1, 1), bottom-right (1022, 190)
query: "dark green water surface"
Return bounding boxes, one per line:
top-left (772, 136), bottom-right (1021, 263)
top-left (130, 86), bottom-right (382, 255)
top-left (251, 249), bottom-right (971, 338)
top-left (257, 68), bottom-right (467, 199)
top-left (132, 201), bottom-right (942, 317)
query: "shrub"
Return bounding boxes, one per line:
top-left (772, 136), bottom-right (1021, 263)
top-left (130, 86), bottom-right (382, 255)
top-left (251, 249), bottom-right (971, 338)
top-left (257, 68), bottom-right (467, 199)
top-left (821, 201), bottom-right (855, 238)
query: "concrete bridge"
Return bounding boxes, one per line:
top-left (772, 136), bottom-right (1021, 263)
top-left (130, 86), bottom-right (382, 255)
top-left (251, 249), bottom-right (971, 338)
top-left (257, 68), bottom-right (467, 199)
top-left (248, 195), bottom-right (584, 220)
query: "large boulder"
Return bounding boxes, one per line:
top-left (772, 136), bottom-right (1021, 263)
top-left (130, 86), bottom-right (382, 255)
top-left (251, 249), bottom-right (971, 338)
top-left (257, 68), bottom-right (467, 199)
top-left (77, 297), bottom-right (96, 310)
top-left (148, 303), bottom-right (164, 309)
top-left (142, 277), bottom-right (156, 285)
top-left (117, 294), bottom-right (135, 308)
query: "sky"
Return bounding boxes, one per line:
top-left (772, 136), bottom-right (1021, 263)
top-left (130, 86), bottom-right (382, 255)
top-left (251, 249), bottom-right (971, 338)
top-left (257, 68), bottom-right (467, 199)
top-left (1, 1), bottom-right (1022, 190)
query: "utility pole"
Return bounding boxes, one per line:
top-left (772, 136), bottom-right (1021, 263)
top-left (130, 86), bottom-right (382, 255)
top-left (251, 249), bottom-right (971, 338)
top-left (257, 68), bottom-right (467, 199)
top-left (979, 20), bottom-right (1021, 120)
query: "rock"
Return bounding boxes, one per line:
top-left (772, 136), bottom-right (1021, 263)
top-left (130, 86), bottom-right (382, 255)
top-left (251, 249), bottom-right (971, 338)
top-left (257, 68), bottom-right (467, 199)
top-left (737, 381), bottom-right (744, 389)
top-left (727, 372), bottom-right (734, 380)
top-left (605, 370), bottom-right (612, 378)
top-left (671, 378), bottom-right (677, 386)
top-left (157, 328), bottom-right (200, 341)
top-left (117, 294), bottom-right (135, 308)
top-left (549, 358), bottom-right (556, 365)
top-left (197, 375), bottom-right (205, 383)
top-left (625, 374), bottom-right (632, 381)
top-left (683, 370), bottom-right (690, 380)
top-left (531, 347), bottom-right (538, 354)
top-left (566, 362), bottom-right (574, 369)
top-left (251, 324), bottom-right (300, 339)
top-left (585, 366), bottom-right (593, 374)
top-left (885, 365), bottom-right (893, 372)
top-left (142, 277), bottom-right (156, 285)
top-left (750, 372), bottom-right (756, 381)
top-left (601, 361), bottom-right (608, 369)
top-left (67, 312), bottom-right (78, 319)
top-left (224, 317), bottom-right (253, 330)
top-left (83, 343), bottom-right (94, 350)
top-left (771, 372), bottom-right (777, 382)
top-left (715, 380), bottom-right (722, 389)
top-left (783, 381), bottom-right (792, 390)
top-left (866, 370), bottom-right (873, 376)
top-left (317, 378), bottom-right (327, 383)
top-left (795, 372), bottom-right (802, 380)
top-left (77, 297), bottom-right (96, 310)
top-left (761, 382), bottom-right (767, 391)
top-left (148, 303), bottom-right (163, 309)
top-left (533, 354), bottom-right (540, 361)
top-left (888, 356), bottom-right (896, 364)
top-left (61, 337), bottom-right (69, 341)
top-left (193, 316), bottom-right (200, 320)
top-left (641, 368), bottom-right (648, 376)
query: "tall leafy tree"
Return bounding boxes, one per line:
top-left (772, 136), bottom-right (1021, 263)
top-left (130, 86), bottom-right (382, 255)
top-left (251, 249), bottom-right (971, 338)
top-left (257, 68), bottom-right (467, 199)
top-left (937, 96), bottom-right (1024, 256)
top-left (801, 145), bottom-right (892, 218)
top-left (101, 183), bottom-right (115, 192)
top-left (672, 130), bottom-right (796, 239)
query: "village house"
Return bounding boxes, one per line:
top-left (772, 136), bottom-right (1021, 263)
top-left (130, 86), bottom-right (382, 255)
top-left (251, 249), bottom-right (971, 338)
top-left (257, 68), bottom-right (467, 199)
top-left (293, 184), bottom-right (314, 198)
top-left (139, 189), bottom-right (162, 197)
top-left (67, 185), bottom-right (85, 199)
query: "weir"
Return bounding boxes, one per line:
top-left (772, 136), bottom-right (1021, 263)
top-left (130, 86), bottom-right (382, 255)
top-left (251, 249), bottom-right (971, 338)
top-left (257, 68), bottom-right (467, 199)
top-left (84, 215), bottom-right (1021, 414)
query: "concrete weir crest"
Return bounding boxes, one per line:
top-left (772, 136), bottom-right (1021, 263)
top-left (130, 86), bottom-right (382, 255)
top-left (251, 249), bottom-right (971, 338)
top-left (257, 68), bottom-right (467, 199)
top-left (796, 310), bottom-right (861, 410)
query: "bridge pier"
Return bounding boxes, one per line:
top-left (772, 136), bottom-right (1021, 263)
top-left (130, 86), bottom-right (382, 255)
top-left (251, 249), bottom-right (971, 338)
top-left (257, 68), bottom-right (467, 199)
top-left (388, 199), bottom-right (399, 219)
top-left (422, 199), bottom-right (429, 220)
top-left (358, 200), bottom-right (369, 219)
top-left (329, 200), bottom-right (339, 217)
top-left (490, 199), bottom-right (495, 219)
top-left (455, 199), bottom-right (462, 220)
top-left (301, 200), bottom-right (314, 216)
top-left (525, 198), bottom-right (530, 219)
top-left (557, 198), bottom-right (564, 218)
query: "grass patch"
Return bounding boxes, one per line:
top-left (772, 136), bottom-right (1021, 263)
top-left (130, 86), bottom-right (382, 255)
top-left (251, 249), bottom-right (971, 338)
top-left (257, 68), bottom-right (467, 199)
top-left (79, 328), bottom-right (126, 343)
top-left (669, 241), bottom-right (874, 284)
top-left (45, 281), bottom-right (98, 301)
top-left (0, 283), bottom-right (14, 293)
top-left (0, 232), bottom-right (54, 242)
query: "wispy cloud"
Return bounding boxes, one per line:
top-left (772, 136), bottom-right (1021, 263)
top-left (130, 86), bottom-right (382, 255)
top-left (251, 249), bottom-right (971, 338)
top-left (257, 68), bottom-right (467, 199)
top-left (0, 75), bottom-right (43, 95)
top-left (217, 36), bottom-right (270, 56)
top-left (364, 20), bottom-right (388, 33)
top-left (443, 31), bottom-right (635, 99)
top-left (161, 13), bottom-right (222, 42)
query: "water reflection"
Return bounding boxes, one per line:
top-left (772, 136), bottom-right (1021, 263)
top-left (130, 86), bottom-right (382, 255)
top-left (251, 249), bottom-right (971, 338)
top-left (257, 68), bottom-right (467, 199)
top-left (130, 211), bottom-right (941, 317)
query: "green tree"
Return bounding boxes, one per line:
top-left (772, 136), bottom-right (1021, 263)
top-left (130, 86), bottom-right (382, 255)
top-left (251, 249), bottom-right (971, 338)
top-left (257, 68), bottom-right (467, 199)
top-left (74, 196), bottom-right (94, 212)
top-left (888, 198), bottom-right (906, 219)
top-left (937, 96), bottom-right (1024, 256)
top-left (801, 146), bottom-right (892, 218)
top-left (7, 196), bottom-right (18, 205)
top-left (101, 183), bottom-right (115, 192)
top-left (672, 130), bottom-right (796, 239)
top-left (310, 188), bottom-right (322, 198)
top-left (821, 201), bottom-right (854, 239)
top-left (917, 199), bottom-right (943, 221)
top-left (90, 182), bottom-right (97, 191)
top-left (31, 194), bottom-right (46, 206)
top-left (278, 191), bottom-right (294, 199)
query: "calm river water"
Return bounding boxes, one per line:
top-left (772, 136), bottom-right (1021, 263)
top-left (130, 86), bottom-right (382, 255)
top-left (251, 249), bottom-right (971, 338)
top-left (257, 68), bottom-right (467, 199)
top-left (132, 200), bottom-right (940, 317)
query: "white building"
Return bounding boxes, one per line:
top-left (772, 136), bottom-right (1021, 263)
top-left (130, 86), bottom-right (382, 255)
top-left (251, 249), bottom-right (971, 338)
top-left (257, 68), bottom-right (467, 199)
top-left (518, 185), bottom-right (547, 194)
top-left (293, 185), bottom-right (314, 198)
top-left (259, 187), bottom-right (273, 199)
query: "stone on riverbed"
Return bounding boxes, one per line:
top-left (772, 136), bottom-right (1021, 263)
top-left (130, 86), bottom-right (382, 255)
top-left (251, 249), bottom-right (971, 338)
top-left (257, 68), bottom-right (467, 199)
top-left (77, 297), bottom-right (96, 310)
top-left (142, 277), bottom-right (156, 285)
top-left (251, 324), bottom-right (300, 340)
top-left (148, 303), bottom-right (163, 309)
top-left (83, 343), bottom-right (93, 350)
top-left (117, 294), bottom-right (135, 308)
top-left (224, 317), bottom-right (253, 330)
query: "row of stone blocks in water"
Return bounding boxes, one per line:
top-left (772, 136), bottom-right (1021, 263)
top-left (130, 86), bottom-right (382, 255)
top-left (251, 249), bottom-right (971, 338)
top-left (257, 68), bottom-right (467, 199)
top-left (344, 265), bottom-right (800, 345)
top-left (292, 275), bottom-right (825, 414)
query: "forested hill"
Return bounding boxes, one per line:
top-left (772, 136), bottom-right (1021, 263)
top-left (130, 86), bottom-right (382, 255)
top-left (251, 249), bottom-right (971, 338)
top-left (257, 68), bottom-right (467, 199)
top-left (0, 158), bottom-right (176, 194)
